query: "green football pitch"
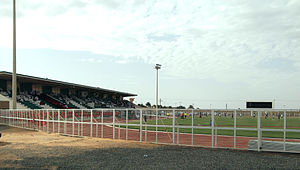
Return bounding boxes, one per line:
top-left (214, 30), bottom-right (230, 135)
top-left (124, 116), bottom-right (300, 139)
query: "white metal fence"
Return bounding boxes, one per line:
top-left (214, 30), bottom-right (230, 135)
top-left (1, 108), bottom-right (300, 153)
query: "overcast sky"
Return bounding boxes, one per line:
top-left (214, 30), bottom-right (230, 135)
top-left (0, 0), bottom-right (300, 109)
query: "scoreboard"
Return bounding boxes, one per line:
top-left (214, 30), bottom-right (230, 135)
top-left (246, 102), bottom-right (273, 108)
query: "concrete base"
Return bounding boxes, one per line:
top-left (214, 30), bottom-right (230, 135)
top-left (248, 140), bottom-right (300, 152)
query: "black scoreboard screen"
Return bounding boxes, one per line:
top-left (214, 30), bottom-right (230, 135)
top-left (246, 102), bottom-right (273, 108)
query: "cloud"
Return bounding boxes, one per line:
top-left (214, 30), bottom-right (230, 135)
top-left (79, 58), bottom-right (102, 63)
top-left (0, 0), bottom-right (299, 86)
top-left (147, 33), bottom-right (179, 42)
top-left (116, 60), bottom-right (128, 64)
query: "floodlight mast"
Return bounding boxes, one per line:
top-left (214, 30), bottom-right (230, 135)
top-left (12, 0), bottom-right (17, 109)
top-left (154, 64), bottom-right (161, 143)
top-left (155, 64), bottom-right (161, 110)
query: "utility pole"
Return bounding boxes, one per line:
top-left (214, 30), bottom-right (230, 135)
top-left (12, 0), bottom-right (17, 109)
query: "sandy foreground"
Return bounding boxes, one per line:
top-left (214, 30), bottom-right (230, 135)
top-left (0, 125), bottom-right (157, 169)
top-left (1, 124), bottom-right (300, 170)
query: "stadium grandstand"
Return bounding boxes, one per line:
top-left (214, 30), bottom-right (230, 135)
top-left (0, 71), bottom-right (136, 109)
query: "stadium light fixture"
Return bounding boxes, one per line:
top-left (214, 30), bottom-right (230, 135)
top-left (12, 0), bottom-right (17, 109)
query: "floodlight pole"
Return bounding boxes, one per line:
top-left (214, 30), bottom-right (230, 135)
top-left (155, 64), bottom-right (161, 110)
top-left (12, 0), bottom-right (17, 109)
top-left (155, 64), bottom-right (161, 143)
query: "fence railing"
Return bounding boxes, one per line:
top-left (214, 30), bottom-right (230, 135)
top-left (1, 108), bottom-right (300, 153)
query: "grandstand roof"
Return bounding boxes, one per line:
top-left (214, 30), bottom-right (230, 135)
top-left (0, 71), bottom-right (137, 97)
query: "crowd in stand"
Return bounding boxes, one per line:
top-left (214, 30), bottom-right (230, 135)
top-left (0, 89), bottom-right (135, 109)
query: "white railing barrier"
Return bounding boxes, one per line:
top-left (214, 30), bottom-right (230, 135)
top-left (1, 108), bottom-right (300, 153)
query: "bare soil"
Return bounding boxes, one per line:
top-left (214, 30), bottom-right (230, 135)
top-left (1, 124), bottom-right (300, 170)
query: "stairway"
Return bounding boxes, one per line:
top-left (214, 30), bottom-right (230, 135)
top-left (0, 94), bottom-right (29, 109)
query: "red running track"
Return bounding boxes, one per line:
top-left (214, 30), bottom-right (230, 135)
top-left (14, 119), bottom-right (300, 150)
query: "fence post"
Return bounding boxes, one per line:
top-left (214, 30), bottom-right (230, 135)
top-left (145, 110), bottom-right (147, 142)
top-left (7, 110), bottom-right (9, 126)
top-left (19, 110), bottom-right (21, 127)
top-left (43, 110), bottom-right (46, 131)
top-left (126, 109), bottom-right (128, 140)
top-left (15, 111), bottom-right (20, 127)
top-left (257, 111), bottom-right (262, 151)
top-left (113, 109), bottom-right (115, 139)
top-left (211, 110), bottom-right (215, 148)
top-left (64, 110), bottom-right (67, 134)
top-left (72, 110), bottom-right (75, 136)
top-left (90, 109), bottom-right (93, 137)
top-left (156, 109), bottom-right (158, 144)
top-left (140, 109), bottom-right (142, 142)
top-left (31, 110), bottom-right (33, 130)
top-left (7, 110), bottom-right (9, 125)
top-left (77, 111), bottom-right (80, 136)
top-left (177, 126), bottom-right (179, 144)
top-left (12, 110), bottom-right (15, 127)
top-left (24, 110), bottom-right (26, 128)
top-left (53, 111), bottom-right (55, 133)
top-left (284, 110), bottom-right (286, 151)
top-left (25, 110), bottom-right (26, 128)
top-left (18, 110), bottom-right (20, 128)
top-left (11, 110), bottom-right (13, 127)
top-left (101, 109), bottom-right (104, 138)
top-left (234, 110), bottom-right (237, 148)
top-left (58, 110), bottom-right (60, 134)
top-left (143, 111), bottom-right (146, 142)
top-left (8, 110), bottom-right (10, 126)
top-left (15, 110), bottom-right (17, 127)
top-left (96, 111), bottom-right (98, 138)
top-left (47, 110), bottom-right (49, 133)
top-left (173, 109), bottom-right (175, 144)
top-left (192, 109), bottom-right (194, 145)
top-left (16, 110), bottom-right (17, 127)
top-left (17, 110), bottom-right (19, 127)
top-left (13, 110), bottom-right (15, 127)
top-left (119, 122), bottom-right (121, 140)
top-left (81, 110), bottom-right (83, 136)
top-left (39, 110), bottom-right (41, 130)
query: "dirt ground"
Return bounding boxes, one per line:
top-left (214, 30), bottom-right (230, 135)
top-left (1, 124), bottom-right (300, 170)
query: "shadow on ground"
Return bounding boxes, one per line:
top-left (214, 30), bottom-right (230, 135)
top-left (2, 145), bottom-right (300, 170)
top-left (1, 124), bottom-right (300, 169)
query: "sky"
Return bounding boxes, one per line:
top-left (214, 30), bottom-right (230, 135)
top-left (0, 0), bottom-right (300, 109)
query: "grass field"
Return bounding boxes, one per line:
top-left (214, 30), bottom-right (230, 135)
top-left (125, 116), bottom-right (300, 139)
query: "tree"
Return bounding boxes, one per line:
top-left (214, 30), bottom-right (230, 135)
top-left (145, 102), bottom-right (151, 108)
top-left (138, 103), bottom-right (146, 107)
top-left (177, 105), bottom-right (186, 109)
top-left (188, 105), bottom-right (194, 109)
